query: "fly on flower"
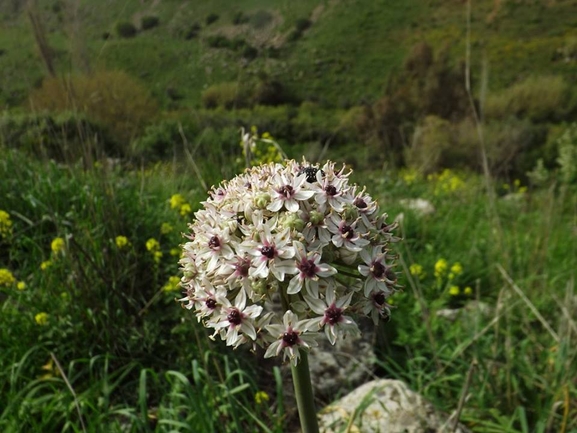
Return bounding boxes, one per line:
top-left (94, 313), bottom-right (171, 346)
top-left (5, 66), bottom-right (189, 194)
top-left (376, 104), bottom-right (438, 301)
top-left (178, 157), bottom-right (401, 365)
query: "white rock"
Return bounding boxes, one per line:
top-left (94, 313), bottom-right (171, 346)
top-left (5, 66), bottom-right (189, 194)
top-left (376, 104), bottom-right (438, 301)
top-left (399, 198), bottom-right (435, 216)
top-left (318, 379), bottom-right (471, 433)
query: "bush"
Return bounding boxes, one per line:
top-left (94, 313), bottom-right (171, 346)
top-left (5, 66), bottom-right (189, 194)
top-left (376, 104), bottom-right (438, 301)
top-left (206, 34), bottom-right (231, 49)
top-left (141, 15), bottom-right (160, 31)
top-left (205, 13), bottom-right (219, 25)
top-left (242, 45), bottom-right (258, 60)
top-left (115, 21), bottom-right (137, 38)
top-left (0, 112), bottom-right (115, 162)
top-left (485, 75), bottom-right (570, 122)
top-left (201, 82), bottom-right (248, 109)
top-left (29, 70), bottom-right (158, 155)
top-left (183, 22), bottom-right (201, 40)
top-left (232, 11), bottom-right (249, 25)
top-left (405, 115), bottom-right (453, 174)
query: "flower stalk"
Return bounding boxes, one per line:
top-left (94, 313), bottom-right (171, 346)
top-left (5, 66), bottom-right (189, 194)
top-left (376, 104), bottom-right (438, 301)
top-left (290, 351), bottom-right (319, 433)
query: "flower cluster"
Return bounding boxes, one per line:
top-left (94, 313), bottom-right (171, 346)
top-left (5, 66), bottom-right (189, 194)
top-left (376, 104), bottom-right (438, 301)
top-left (179, 160), bottom-right (401, 365)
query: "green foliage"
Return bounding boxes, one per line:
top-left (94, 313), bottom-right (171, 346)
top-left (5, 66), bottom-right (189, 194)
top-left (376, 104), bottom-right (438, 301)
top-left (232, 11), bottom-right (250, 25)
top-left (485, 75), bottom-right (571, 123)
top-left (0, 111), bottom-right (115, 162)
top-left (294, 18), bottom-right (312, 33)
top-left (115, 21), bottom-right (137, 38)
top-left (201, 82), bottom-right (248, 110)
top-left (141, 16), bottom-right (160, 31)
top-left (555, 123), bottom-right (577, 185)
top-left (28, 70), bottom-right (158, 154)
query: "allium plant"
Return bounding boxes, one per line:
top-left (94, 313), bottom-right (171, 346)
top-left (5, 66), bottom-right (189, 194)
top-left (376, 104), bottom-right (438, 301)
top-left (178, 159), bottom-right (400, 432)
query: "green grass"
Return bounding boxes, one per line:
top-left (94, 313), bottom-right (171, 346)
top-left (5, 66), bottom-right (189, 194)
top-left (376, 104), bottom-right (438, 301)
top-left (1, 143), bottom-right (576, 432)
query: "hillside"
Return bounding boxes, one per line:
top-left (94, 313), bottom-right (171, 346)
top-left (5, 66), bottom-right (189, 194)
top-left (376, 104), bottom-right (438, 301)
top-left (1, 0), bottom-right (577, 109)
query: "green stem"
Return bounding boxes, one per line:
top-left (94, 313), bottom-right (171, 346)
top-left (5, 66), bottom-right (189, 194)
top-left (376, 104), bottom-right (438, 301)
top-left (290, 351), bottom-right (319, 433)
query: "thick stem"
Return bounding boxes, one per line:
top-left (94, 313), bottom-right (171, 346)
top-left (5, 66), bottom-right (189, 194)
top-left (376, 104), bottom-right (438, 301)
top-left (290, 351), bottom-right (319, 433)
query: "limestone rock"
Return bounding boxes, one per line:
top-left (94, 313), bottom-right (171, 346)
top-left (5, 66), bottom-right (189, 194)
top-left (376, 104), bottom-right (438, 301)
top-left (318, 379), bottom-right (471, 433)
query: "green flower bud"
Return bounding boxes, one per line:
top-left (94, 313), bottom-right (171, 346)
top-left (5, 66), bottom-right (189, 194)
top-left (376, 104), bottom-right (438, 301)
top-left (281, 213), bottom-right (305, 231)
top-left (309, 210), bottom-right (324, 225)
top-left (254, 193), bottom-right (271, 209)
top-left (342, 204), bottom-right (358, 221)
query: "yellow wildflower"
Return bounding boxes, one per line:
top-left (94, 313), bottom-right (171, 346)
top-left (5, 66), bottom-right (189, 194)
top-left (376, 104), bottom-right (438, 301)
top-left (40, 260), bottom-right (52, 271)
top-left (17, 281), bottom-right (26, 290)
top-left (450, 263), bottom-right (463, 275)
top-left (434, 259), bottom-right (448, 279)
top-left (162, 276), bottom-right (182, 292)
top-left (146, 238), bottom-right (160, 252)
top-left (180, 203), bottom-right (192, 216)
top-left (51, 237), bottom-right (65, 254)
top-left (40, 358), bottom-right (59, 380)
top-left (35, 312), bottom-right (49, 326)
top-left (115, 235), bottom-right (130, 248)
top-left (160, 223), bottom-right (173, 234)
top-left (449, 285), bottom-right (460, 296)
top-left (170, 194), bottom-right (186, 210)
top-left (154, 251), bottom-right (163, 264)
top-left (464, 286), bottom-right (473, 296)
top-left (0, 210), bottom-right (13, 239)
top-left (0, 268), bottom-right (16, 287)
top-left (401, 170), bottom-right (418, 185)
top-left (261, 132), bottom-right (272, 139)
top-left (255, 391), bottom-right (270, 405)
top-left (409, 263), bottom-right (425, 280)
top-left (170, 248), bottom-right (181, 256)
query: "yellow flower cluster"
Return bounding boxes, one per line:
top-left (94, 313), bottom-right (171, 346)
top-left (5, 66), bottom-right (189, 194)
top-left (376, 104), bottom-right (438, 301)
top-left (428, 169), bottom-right (465, 195)
top-left (502, 179), bottom-right (528, 195)
top-left (146, 238), bottom-right (163, 263)
top-left (254, 390), bottom-right (270, 405)
top-left (51, 237), bottom-right (66, 255)
top-left (409, 263), bottom-right (425, 280)
top-left (35, 312), bottom-right (49, 326)
top-left (160, 222), bottom-right (173, 234)
top-left (0, 210), bottom-right (13, 239)
top-left (0, 268), bottom-right (16, 287)
top-left (170, 194), bottom-right (192, 217)
top-left (115, 235), bottom-right (130, 248)
top-left (162, 275), bottom-right (181, 292)
top-left (434, 258), bottom-right (448, 279)
top-left (400, 169), bottom-right (419, 186)
top-left (240, 126), bottom-right (284, 167)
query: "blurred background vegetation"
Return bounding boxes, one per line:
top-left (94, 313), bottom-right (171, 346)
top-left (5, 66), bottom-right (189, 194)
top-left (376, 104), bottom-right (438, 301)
top-left (1, 0), bottom-right (576, 432)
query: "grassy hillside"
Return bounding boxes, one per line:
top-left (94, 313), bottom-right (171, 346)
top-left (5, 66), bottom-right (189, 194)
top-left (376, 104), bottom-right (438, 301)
top-left (1, 0), bottom-right (577, 109)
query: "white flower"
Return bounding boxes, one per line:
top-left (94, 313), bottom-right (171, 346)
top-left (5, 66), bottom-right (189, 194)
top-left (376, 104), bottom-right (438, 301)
top-left (359, 289), bottom-right (393, 326)
top-left (209, 290), bottom-right (263, 347)
top-left (358, 246), bottom-right (396, 296)
top-left (305, 287), bottom-right (359, 345)
top-left (326, 214), bottom-right (370, 252)
top-left (267, 173), bottom-right (315, 212)
top-left (264, 310), bottom-right (318, 366)
top-left (287, 241), bottom-right (337, 297)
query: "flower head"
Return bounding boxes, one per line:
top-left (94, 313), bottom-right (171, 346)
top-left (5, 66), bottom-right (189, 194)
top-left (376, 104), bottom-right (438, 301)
top-left (115, 235), bottom-right (130, 249)
top-left (178, 158), bottom-right (401, 364)
top-left (51, 237), bottom-right (65, 255)
top-left (0, 210), bottom-right (13, 239)
top-left (0, 268), bottom-right (15, 287)
top-left (35, 312), bottom-right (49, 326)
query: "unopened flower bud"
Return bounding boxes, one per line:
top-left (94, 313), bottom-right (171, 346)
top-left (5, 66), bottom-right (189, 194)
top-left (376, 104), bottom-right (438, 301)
top-left (254, 193), bottom-right (271, 209)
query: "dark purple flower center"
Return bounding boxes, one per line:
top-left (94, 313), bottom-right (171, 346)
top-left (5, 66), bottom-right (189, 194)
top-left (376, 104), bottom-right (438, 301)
top-left (298, 259), bottom-right (318, 278)
top-left (371, 262), bottom-right (386, 278)
top-left (208, 236), bottom-right (220, 249)
top-left (325, 305), bottom-right (343, 325)
top-left (227, 308), bottom-right (242, 325)
top-left (206, 298), bottom-right (217, 310)
top-left (282, 330), bottom-right (299, 346)
top-left (278, 185), bottom-right (294, 198)
top-left (354, 197), bottom-right (368, 209)
top-left (340, 224), bottom-right (354, 239)
top-left (261, 245), bottom-right (276, 259)
top-left (324, 185), bottom-right (338, 196)
top-left (372, 291), bottom-right (386, 307)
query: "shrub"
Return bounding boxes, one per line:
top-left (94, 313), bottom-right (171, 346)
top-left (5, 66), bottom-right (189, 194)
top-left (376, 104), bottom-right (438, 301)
top-left (405, 115), bottom-right (453, 174)
top-left (115, 21), bottom-right (137, 38)
top-left (183, 22), bottom-right (201, 40)
top-left (251, 79), bottom-right (288, 106)
top-left (232, 11), bottom-right (249, 25)
top-left (0, 112), bottom-right (115, 162)
top-left (242, 45), bottom-right (258, 60)
top-left (485, 75), bottom-right (570, 122)
top-left (201, 82), bottom-right (248, 109)
top-left (29, 70), bottom-right (158, 155)
top-left (205, 13), bottom-right (219, 25)
top-left (206, 34), bottom-right (231, 49)
top-left (141, 15), bottom-right (160, 31)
